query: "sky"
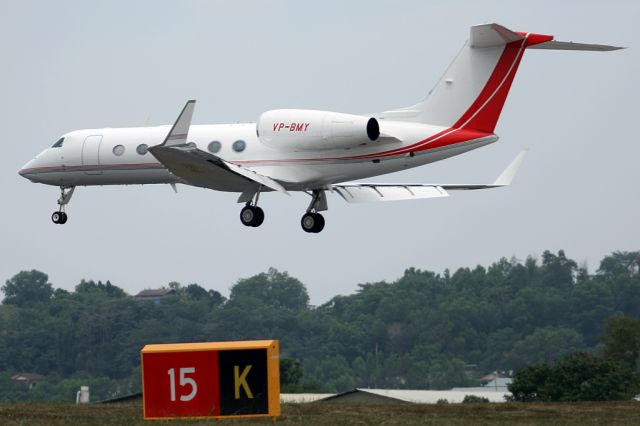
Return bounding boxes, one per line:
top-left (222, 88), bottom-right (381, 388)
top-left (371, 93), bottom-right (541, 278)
top-left (1, 0), bottom-right (638, 305)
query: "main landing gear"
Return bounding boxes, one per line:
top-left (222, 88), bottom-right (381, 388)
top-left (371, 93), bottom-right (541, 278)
top-left (239, 188), bottom-right (264, 227)
top-left (300, 189), bottom-right (327, 233)
top-left (237, 187), bottom-right (328, 233)
top-left (240, 204), bottom-right (264, 227)
top-left (52, 186), bottom-right (75, 225)
top-left (300, 212), bottom-right (324, 233)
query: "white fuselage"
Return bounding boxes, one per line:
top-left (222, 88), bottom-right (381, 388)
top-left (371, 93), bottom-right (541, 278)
top-left (19, 121), bottom-right (497, 191)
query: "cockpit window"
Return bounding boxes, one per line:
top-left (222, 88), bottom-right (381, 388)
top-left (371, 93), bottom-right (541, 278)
top-left (51, 138), bottom-right (64, 148)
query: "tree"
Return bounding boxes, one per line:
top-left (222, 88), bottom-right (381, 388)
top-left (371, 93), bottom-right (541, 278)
top-left (507, 363), bottom-right (554, 402)
top-left (602, 315), bottom-right (640, 371)
top-left (507, 327), bottom-right (585, 369)
top-left (229, 268), bottom-right (309, 310)
top-left (509, 352), bottom-right (637, 402)
top-left (2, 270), bottom-right (53, 306)
top-left (540, 250), bottom-right (577, 289)
top-left (75, 280), bottom-right (126, 299)
top-left (280, 357), bottom-right (304, 392)
top-left (598, 251), bottom-right (640, 279)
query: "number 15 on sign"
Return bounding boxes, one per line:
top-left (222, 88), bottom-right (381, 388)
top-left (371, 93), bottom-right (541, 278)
top-left (168, 367), bottom-right (198, 402)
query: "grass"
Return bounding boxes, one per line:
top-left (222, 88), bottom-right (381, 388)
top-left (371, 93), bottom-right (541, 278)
top-left (0, 401), bottom-right (638, 425)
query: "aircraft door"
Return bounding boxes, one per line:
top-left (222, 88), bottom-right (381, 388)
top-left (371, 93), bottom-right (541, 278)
top-left (82, 135), bottom-right (103, 175)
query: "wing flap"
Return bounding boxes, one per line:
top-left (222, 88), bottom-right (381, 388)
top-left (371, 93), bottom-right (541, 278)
top-left (333, 150), bottom-right (526, 202)
top-left (333, 184), bottom-right (449, 203)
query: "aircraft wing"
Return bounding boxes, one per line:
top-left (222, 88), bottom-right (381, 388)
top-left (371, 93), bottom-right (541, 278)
top-left (333, 151), bottom-right (526, 203)
top-left (148, 100), bottom-right (288, 194)
top-left (150, 145), bottom-right (288, 193)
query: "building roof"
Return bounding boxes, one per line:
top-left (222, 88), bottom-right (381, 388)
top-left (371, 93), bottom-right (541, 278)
top-left (321, 388), bottom-right (510, 404)
top-left (282, 393), bottom-right (335, 403)
top-left (11, 373), bottom-right (44, 382)
top-left (135, 288), bottom-right (174, 298)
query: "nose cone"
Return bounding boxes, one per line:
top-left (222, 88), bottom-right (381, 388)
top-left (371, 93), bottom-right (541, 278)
top-left (18, 158), bottom-right (38, 181)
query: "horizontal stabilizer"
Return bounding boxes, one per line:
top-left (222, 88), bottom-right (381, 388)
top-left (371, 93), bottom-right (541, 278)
top-left (528, 40), bottom-right (624, 51)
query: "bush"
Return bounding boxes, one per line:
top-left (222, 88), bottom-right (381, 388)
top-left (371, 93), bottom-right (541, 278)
top-left (508, 352), bottom-right (639, 402)
top-left (462, 395), bottom-right (489, 403)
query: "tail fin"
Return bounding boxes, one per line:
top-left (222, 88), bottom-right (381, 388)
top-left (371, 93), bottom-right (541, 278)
top-left (380, 24), bottom-right (622, 133)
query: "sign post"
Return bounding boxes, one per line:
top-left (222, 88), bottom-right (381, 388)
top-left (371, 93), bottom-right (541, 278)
top-left (141, 340), bottom-right (280, 420)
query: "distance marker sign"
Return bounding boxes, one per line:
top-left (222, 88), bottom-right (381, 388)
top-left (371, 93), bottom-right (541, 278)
top-left (141, 340), bottom-right (280, 420)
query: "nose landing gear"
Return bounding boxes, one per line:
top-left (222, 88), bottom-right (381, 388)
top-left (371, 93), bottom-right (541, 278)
top-left (52, 186), bottom-right (74, 225)
top-left (51, 211), bottom-right (67, 224)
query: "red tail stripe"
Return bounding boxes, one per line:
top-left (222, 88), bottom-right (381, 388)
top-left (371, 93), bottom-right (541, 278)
top-left (454, 40), bottom-right (523, 132)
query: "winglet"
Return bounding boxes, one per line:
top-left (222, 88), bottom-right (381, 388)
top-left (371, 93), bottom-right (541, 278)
top-left (161, 100), bottom-right (196, 147)
top-left (493, 150), bottom-right (527, 186)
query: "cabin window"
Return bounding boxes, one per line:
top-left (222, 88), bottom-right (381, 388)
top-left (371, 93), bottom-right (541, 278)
top-left (136, 144), bottom-right (148, 155)
top-left (232, 140), bottom-right (246, 152)
top-left (51, 138), bottom-right (64, 148)
top-left (208, 141), bottom-right (221, 153)
top-left (113, 145), bottom-right (125, 156)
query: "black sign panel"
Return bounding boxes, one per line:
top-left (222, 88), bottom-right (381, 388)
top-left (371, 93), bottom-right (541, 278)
top-left (218, 349), bottom-right (268, 415)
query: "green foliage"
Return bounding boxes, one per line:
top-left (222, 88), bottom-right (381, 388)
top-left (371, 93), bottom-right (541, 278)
top-left (281, 358), bottom-right (303, 389)
top-left (0, 251), bottom-right (639, 401)
top-left (229, 268), bottom-right (309, 310)
top-left (602, 315), bottom-right (640, 372)
top-left (508, 352), bottom-right (639, 402)
top-left (462, 395), bottom-right (489, 403)
top-left (507, 327), bottom-right (585, 369)
top-left (2, 270), bottom-right (53, 306)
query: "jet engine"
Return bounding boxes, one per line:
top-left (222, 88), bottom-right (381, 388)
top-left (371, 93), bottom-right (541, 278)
top-left (257, 109), bottom-right (380, 151)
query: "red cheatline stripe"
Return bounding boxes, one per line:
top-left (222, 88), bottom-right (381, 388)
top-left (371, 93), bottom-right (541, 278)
top-left (168, 133), bottom-right (188, 140)
top-left (20, 163), bottom-right (163, 173)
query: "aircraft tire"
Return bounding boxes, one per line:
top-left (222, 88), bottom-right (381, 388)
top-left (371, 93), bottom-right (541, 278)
top-left (241, 205), bottom-right (264, 227)
top-left (301, 212), bottom-right (325, 233)
top-left (251, 207), bottom-right (264, 227)
top-left (312, 213), bottom-right (325, 233)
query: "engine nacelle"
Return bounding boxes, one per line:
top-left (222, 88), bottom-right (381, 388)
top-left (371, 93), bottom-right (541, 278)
top-left (257, 109), bottom-right (380, 151)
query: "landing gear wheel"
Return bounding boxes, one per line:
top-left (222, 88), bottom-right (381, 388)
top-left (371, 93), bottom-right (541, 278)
top-left (52, 186), bottom-right (74, 225)
top-left (301, 212), bottom-right (325, 233)
top-left (252, 206), bottom-right (264, 227)
top-left (240, 205), bottom-right (264, 227)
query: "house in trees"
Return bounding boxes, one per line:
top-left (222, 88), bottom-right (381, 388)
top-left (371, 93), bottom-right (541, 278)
top-left (134, 288), bottom-right (175, 304)
top-left (11, 373), bottom-right (44, 389)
